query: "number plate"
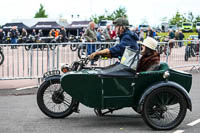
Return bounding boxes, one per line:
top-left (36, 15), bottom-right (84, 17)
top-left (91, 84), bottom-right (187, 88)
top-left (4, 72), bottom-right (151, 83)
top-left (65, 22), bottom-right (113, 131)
top-left (43, 70), bottom-right (60, 79)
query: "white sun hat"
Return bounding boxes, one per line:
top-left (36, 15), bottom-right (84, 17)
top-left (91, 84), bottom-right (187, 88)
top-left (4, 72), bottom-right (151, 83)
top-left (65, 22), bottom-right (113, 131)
top-left (142, 37), bottom-right (158, 51)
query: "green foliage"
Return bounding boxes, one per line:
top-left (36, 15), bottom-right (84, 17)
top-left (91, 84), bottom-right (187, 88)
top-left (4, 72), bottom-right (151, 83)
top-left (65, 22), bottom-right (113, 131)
top-left (34, 4), bottom-right (48, 18)
top-left (169, 11), bottom-right (185, 27)
top-left (90, 7), bottom-right (127, 24)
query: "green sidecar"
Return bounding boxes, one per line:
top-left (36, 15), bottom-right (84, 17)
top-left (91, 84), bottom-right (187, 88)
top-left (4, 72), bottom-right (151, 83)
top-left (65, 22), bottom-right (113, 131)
top-left (37, 58), bottom-right (192, 130)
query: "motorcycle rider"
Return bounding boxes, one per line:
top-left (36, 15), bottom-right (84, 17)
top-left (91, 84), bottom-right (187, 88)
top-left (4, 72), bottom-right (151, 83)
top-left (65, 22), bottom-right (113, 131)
top-left (89, 17), bottom-right (139, 60)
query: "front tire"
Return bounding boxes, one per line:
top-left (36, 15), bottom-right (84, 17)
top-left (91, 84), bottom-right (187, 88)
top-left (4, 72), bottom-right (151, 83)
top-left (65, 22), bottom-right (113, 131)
top-left (37, 78), bottom-right (75, 118)
top-left (142, 87), bottom-right (187, 130)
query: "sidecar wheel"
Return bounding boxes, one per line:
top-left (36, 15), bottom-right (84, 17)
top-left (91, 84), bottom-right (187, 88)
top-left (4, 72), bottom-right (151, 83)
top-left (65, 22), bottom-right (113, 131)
top-left (142, 87), bottom-right (187, 130)
top-left (37, 79), bottom-right (75, 118)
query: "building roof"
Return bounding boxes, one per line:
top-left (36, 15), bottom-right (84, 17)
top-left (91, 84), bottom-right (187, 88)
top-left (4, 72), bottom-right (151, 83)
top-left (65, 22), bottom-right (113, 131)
top-left (2, 22), bottom-right (30, 30)
top-left (31, 21), bottom-right (61, 29)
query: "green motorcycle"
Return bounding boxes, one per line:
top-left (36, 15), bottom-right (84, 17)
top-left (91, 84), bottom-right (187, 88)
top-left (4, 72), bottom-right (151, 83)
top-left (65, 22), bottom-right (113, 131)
top-left (37, 55), bottom-right (192, 130)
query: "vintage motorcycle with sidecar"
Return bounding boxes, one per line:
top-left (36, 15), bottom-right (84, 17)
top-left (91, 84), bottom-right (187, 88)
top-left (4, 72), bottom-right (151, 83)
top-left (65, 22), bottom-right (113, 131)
top-left (37, 48), bottom-right (192, 130)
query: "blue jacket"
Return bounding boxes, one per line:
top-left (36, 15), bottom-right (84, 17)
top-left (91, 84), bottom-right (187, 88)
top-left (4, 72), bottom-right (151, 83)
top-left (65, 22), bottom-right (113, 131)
top-left (109, 30), bottom-right (139, 58)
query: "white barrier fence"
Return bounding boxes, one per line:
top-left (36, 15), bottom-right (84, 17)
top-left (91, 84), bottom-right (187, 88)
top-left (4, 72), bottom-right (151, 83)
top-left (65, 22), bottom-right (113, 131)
top-left (0, 40), bottom-right (199, 80)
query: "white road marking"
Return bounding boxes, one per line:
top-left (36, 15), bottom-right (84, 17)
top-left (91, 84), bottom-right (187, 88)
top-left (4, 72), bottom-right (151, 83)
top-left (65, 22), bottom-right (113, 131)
top-left (16, 85), bottom-right (37, 91)
top-left (173, 130), bottom-right (184, 133)
top-left (187, 118), bottom-right (200, 126)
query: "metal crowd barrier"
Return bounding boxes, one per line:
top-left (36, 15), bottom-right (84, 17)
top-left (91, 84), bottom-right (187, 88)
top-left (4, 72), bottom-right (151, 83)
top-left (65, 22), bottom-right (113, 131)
top-left (158, 40), bottom-right (200, 72)
top-left (0, 42), bottom-right (116, 80)
top-left (0, 40), bottom-right (200, 81)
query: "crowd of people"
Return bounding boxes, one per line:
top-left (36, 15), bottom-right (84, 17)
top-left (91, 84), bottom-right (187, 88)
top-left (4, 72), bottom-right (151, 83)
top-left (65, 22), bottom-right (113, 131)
top-left (0, 26), bottom-right (67, 46)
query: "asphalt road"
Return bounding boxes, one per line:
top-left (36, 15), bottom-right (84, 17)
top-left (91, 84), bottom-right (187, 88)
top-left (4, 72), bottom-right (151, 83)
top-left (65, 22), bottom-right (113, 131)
top-left (0, 73), bottom-right (200, 133)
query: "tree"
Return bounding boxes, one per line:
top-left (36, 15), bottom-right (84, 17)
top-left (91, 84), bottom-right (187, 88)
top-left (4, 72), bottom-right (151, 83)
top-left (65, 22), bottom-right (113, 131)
top-left (187, 11), bottom-right (194, 22)
top-left (90, 7), bottom-right (128, 24)
top-left (194, 15), bottom-right (200, 26)
top-left (169, 11), bottom-right (185, 27)
top-left (34, 4), bottom-right (48, 18)
top-left (112, 7), bottom-right (127, 19)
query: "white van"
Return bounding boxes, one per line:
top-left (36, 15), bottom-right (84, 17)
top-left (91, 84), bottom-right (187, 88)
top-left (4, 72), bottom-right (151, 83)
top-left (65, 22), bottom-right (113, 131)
top-left (196, 22), bottom-right (200, 32)
top-left (98, 20), bottom-right (113, 30)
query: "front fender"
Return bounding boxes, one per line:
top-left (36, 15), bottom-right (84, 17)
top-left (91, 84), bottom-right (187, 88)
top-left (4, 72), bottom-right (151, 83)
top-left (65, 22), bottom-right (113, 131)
top-left (44, 75), bottom-right (61, 82)
top-left (138, 81), bottom-right (192, 112)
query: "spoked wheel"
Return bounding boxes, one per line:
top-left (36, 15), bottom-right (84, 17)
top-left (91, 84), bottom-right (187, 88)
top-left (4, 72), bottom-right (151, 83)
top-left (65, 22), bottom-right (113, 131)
top-left (142, 87), bottom-right (187, 130)
top-left (25, 45), bottom-right (31, 51)
top-left (50, 45), bottom-right (57, 50)
top-left (78, 48), bottom-right (87, 59)
top-left (184, 47), bottom-right (189, 61)
top-left (184, 52), bottom-right (189, 61)
top-left (40, 45), bottom-right (45, 51)
top-left (37, 78), bottom-right (75, 118)
top-left (70, 44), bottom-right (78, 51)
top-left (0, 51), bottom-right (4, 65)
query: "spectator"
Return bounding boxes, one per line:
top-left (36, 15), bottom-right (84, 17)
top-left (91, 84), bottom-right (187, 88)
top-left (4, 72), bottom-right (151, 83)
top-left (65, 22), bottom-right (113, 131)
top-left (198, 29), bottom-right (200, 40)
top-left (55, 29), bottom-right (60, 38)
top-left (60, 26), bottom-right (66, 42)
top-left (49, 29), bottom-right (55, 37)
top-left (179, 30), bottom-right (184, 47)
top-left (0, 29), bottom-right (5, 44)
top-left (96, 28), bottom-right (103, 42)
top-left (83, 21), bottom-right (97, 65)
top-left (38, 29), bottom-right (43, 37)
top-left (10, 26), bottom-right (18, 48)
top-left (110, 29), bottom-right (116, 40)
top-left (32, 29), bottom-right (37, 36)
top-left (139, 29), bottom-right (144, 41)
top-left (135, 27), bottom-right (140, 37)
top-left (102, 24), bottom-right (111, 41)
top-left (168, 30), bottom-right (175, 39)
top-left (21, 28), bottom-right (27, 37)
top-left (146, 27), bottom-right (154, 38)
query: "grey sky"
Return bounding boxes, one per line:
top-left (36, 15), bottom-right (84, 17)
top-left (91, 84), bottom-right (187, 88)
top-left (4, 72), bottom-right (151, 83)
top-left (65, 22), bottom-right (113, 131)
top-left (0, 0), bottom-right (199, 26)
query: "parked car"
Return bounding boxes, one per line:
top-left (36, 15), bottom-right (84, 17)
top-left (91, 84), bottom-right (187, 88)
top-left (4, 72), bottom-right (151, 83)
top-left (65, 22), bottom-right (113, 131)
top-left (98, 20), bottom-right (113, 29)
top-left (196, 22), bottom-right (200, 32)
top-left (168, 25), bottom-right (177, 32)
top-left (138, 24), bottom-right (149, 32)
top-left (182, 22), bottom-right (193, 32)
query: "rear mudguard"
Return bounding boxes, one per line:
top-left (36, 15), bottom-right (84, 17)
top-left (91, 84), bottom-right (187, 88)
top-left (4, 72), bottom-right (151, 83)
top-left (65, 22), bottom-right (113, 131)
top-left (138, 81), bottom-right (192, 112)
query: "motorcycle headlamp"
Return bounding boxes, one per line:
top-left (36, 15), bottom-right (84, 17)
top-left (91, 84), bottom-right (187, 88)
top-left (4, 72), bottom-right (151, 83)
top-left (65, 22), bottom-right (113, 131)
top-left (61, 64), bottom-right (70, 73)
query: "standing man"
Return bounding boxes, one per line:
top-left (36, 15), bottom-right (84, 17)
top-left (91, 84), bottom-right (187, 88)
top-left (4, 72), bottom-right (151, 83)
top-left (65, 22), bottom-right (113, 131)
top-left (83, 21), bottom-right (97, 65)
top-left (146, 27), bottom-right (154, 38)
top-left (10, 26), bottom-right (18, 49)
top-left (60, 26), bottom-right (66, 42)
top-left (89, 17), bottom-right (139, 60)
top-left (0, 29), bottom-right (5, 44)
top-left (179, 30), bottom-right (184, 47)
top-left (103, 24), bottom-right (111, 41)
